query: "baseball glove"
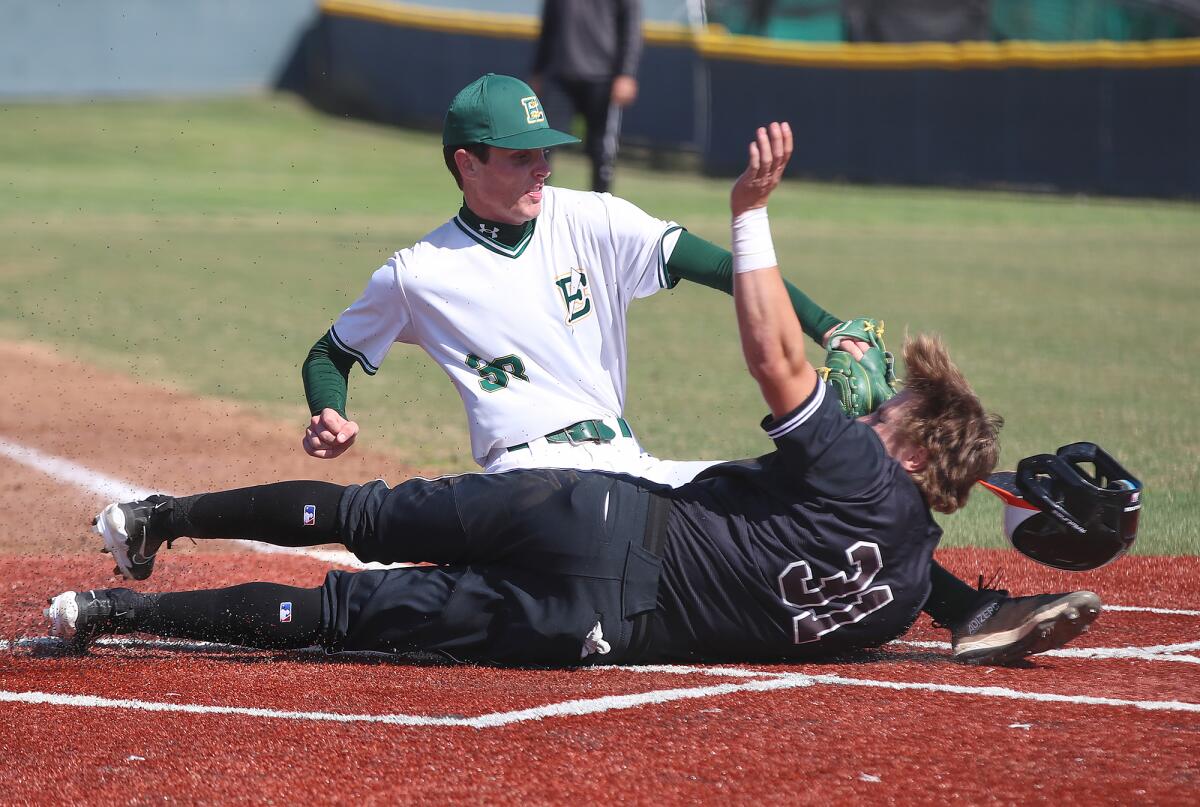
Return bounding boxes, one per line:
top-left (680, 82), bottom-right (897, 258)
top-left (818, 318), bottom-right (900, 418)
top-left (825, 317), bottom-right (887, 353)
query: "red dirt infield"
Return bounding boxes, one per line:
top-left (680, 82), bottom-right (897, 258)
top-left (1, 550), bottom-right (1198, 804)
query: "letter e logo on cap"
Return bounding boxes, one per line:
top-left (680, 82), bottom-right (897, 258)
top-left (521, 96), bottom-right (545, 125)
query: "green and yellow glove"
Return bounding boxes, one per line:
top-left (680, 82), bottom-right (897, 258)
top-left (818, 318), bottom-right (900, 418)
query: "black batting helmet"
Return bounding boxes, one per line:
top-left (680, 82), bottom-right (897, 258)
top-left (979, 442), bottom-right (1142, 572)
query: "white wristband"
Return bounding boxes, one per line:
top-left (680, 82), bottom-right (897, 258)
top-left (731, 207), bottom-right (777, 274)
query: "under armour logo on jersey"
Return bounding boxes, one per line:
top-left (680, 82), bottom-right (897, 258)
top-left (555, 267), bottom-right (593, 324)
top-left (478, 224), bottom-right (500, 239)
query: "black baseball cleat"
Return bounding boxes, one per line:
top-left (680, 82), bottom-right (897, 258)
top-left (951, 590), bottom-right (1102, 665)
top-left (93, 495), bottom-right (174, 580)
top-left (44, 589), bottom-right (142, 649)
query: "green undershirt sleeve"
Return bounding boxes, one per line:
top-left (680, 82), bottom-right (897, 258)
top-left (302, 331), bottom-right (358, 418)
top-left (665, 230), bottom-right (841, 345)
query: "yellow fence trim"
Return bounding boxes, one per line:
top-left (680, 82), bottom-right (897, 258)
top-left (694, 32), bottom-right (1200, 69)
top-left (320, 0), bottom-right (699, 47)
top-left (320, 0), bottom-right (1200, 69)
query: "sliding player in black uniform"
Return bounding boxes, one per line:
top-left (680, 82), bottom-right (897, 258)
top-left (46, 123), bottom-right (1099, 666)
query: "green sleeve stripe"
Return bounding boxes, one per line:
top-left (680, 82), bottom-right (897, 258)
top-left (666, 230), bottom-right (841, 344)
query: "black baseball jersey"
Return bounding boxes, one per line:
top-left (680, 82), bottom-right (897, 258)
top-left (650, 381), bottom-right (942, 661)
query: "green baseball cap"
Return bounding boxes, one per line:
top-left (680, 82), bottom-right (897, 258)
top-left (442, 73), bottom-right (580, 149)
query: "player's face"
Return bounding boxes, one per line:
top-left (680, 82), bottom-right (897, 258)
top-left (859, 391), bottom-right (927, 472)
top-left (464, 147), bottom-right (552, 225)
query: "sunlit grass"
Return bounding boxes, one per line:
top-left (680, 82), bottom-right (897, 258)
top-left (2, 94), bottom-right (1197, 552)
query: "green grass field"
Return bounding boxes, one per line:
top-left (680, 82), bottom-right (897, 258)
top-left (2, 94), bottom-right (1198, 553)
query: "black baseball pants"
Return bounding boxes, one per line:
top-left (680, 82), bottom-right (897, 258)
top-left (145, 470), bottom-right (669, 665)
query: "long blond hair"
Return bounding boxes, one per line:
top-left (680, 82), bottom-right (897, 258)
top-left (893, 335), bottom-right (1004, 514)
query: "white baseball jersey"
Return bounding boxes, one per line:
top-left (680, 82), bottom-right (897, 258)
top-left (330, 186), bottom-right (682, 466)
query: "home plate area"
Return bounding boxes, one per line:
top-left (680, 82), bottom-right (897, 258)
top-left (0, 550), bottom-right (1197, 802)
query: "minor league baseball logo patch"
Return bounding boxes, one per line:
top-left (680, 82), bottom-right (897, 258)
top-left (279, 601), bottom-right (293, 623)
top-left (521, 96), bottom-right (545, 125)
top-left (303, 504), bottom-right (316, 526)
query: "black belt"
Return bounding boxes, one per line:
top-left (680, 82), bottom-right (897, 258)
top-left (625, 493), bottom-right (670, 663)
top-left (507, 418), bottom-right (632, 452)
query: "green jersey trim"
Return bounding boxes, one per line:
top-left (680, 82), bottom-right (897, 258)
top-left (454, 207), bottom-right (537, 258)
top-left (329, 326), bottom-right (380, 375)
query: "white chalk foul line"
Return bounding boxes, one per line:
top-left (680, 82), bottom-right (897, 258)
top-left (3, 664), bottom-right (1198, 728)
top-left (894, 639), bottom-right (1200, 665)
top-left (0, 438), bottom-right (153, 503)
top-left (0, 676), bottom-right (814, 729)
top-left (796, 673), bottom-right (1200, 714)
top-left (1105, 604), bottom-right (1200, 617)
top-left (0, 436), bottom-right (384, 570)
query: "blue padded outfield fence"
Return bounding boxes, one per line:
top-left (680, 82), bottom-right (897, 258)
top-left (308, 0), bottom-right (1200, 198)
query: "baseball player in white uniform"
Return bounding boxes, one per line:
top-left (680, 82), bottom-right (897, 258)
top-left (324, 184), bottom-right (717, 484)
top-left (302, 73), bottom-right (846, 486)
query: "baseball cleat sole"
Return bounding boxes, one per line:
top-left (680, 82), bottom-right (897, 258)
top-left (955, 591), bottom-right (1102, 666)
top-left (45, 591), bottom-right (82, 643)
top-left (93, 503), bottom-right (147, 580)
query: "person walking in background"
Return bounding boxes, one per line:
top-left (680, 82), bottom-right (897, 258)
top-left (531, 0), bottom-right (642, 193)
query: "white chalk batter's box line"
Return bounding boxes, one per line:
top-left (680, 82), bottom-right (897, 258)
top-left (2, 636), bottom-right (1200, 728)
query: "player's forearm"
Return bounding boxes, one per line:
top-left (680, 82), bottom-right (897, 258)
top-left (666, 231), bottom-right (840, 344)
top-left (302, 331), bottom-right (356, 418)
top-left (731, 205), bottom-right (816, 418)
top-left (734, 267), bottom-right (812, 410)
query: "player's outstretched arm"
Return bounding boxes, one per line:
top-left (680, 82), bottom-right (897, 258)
top-left (301, 332), bottom-right (361, 458)
top-left (730, 122), bottom-right (818, 419)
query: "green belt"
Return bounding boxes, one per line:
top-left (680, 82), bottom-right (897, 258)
top-left (508, 418), bottom-right (633, 452)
